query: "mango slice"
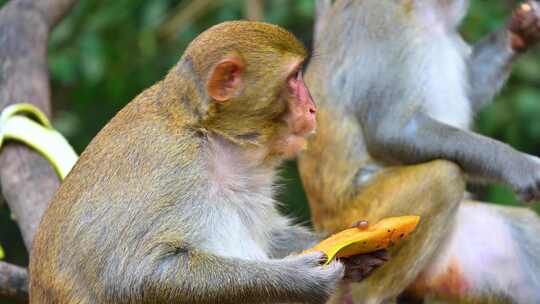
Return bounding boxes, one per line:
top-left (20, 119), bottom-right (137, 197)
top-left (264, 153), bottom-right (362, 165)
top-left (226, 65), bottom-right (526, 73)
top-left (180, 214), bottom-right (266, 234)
top-left (305, 216), bottom-right (420, 264)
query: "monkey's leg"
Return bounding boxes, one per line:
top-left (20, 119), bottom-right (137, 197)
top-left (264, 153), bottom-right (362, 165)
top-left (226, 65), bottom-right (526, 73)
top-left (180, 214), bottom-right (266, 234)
top-left (407, 201), bottom-right (540, 304)
top-left (321, 160), bottom-right (466, 304)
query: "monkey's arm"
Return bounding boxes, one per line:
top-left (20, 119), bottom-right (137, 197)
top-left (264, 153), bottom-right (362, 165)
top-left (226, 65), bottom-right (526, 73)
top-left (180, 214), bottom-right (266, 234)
top-left (468, 1), bottom-right (540, 112)
top-left (268, 223), bottom-right (322, 258)
top-left (363, 111), bottom-right (540, 201)
top-left (118, 249), bottom-right (342, 304)
top-left (467, 29), bottom-right (514, 112)
top-left (267, 222), bottom-right (389, 284)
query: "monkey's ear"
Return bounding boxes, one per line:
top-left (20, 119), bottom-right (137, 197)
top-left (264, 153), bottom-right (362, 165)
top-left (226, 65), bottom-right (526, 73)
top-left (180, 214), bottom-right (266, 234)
top-left (207, 55), bottom-right (245, 102)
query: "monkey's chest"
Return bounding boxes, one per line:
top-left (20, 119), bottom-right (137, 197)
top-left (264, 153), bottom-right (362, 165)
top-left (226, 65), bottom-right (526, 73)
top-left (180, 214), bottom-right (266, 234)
top-left (421, 36), bottom-right (472, 129)
top-left (198, 202), bottom-right (275, 261)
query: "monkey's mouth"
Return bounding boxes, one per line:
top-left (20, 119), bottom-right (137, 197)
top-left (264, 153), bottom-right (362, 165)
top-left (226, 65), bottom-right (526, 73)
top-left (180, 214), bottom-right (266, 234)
top-left (291, 122), bottom-right (317, 138)
top-left (299, 128), bottom-right (317, 138)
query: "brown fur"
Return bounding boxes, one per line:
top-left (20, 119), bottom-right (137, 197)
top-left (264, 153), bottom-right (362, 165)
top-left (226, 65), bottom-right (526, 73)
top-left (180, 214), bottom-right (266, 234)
top-left (29, 21), bottom-right (338, 304)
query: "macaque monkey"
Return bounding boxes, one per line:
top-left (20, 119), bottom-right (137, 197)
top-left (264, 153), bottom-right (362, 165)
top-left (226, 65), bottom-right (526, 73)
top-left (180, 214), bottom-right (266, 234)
top-left (299, 0), bottom-right (540, 303)
top-left (29, 21), bottom-right (387, 304)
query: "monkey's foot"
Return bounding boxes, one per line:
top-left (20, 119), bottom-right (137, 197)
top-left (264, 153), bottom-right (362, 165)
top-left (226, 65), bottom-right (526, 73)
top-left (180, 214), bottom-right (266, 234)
top-left (509, 0), bottom-right (540, 52)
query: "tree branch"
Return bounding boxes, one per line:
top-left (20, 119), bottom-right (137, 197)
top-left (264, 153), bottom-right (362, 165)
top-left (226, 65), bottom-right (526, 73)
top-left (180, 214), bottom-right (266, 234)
top-left (159, 0), bottom-right (222, 41)
top-left (31, 0), bottom-right (78, 28)
top-left (0, 0), bottom-right (77, 251)
top-left (244, 0), bottom-right (264, 21)
top-left (0, 262), bottom-right (28, 303)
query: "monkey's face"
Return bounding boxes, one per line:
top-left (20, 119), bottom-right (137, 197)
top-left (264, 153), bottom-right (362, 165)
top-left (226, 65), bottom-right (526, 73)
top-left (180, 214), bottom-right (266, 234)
top-left (285, 63), bottom-right (317, 137)
top-left (204, 52), bottom-right (316, 159)
top-left (193, 21), bottom-right (315, 159)
top-left (238, 55), bottom-right (318, 158)
top-left (276, 59), bottom-right (317, 157)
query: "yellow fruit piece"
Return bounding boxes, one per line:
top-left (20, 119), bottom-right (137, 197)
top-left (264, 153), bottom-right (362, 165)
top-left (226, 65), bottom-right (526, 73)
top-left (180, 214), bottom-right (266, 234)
top-left (0, 103), bottom-right (78, 179)
top-left (305, 216), bottom-right (420, 264)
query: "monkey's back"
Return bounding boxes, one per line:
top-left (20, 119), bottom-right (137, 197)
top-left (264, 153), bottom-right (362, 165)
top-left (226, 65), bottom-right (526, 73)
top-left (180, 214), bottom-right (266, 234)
top-left (29, 83), bottom-right (205, 303)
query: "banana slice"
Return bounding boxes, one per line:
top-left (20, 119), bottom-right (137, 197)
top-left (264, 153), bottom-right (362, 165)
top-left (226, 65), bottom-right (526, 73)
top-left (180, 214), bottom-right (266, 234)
top-left (305, 216), bottom-right (420, 264)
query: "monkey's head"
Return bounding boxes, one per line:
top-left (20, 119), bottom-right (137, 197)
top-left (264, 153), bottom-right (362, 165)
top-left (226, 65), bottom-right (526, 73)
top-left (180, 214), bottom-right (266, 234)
top-left (168, 21), bottom-right (316, 161)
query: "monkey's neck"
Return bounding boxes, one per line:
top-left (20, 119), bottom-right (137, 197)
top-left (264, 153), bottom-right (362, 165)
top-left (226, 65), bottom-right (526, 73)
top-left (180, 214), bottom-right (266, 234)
top-left (204, 133), bottom-right (278, 196)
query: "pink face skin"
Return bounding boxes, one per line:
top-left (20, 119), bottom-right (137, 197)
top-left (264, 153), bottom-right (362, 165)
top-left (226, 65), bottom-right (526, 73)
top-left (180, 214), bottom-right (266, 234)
top-left (287, 69), bottom-right (317, 136)
top-left (276, 62), bottom-right (317, 158)
top-left (207, 54), bottom-right (317, 159)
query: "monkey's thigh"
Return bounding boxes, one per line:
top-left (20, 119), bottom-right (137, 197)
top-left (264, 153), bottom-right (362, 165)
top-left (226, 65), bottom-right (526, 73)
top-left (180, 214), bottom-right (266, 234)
top-left (330, 160), bottom-right (466, 304)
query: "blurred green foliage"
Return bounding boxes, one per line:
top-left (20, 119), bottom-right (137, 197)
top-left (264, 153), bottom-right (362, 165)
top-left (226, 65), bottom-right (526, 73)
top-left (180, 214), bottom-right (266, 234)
top-left (1, 1), bottom-right (540, 302)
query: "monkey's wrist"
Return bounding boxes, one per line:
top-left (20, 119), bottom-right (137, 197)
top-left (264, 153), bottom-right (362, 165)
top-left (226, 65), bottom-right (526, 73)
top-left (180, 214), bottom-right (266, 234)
top-left (509, 30), bottom-right (528, 52)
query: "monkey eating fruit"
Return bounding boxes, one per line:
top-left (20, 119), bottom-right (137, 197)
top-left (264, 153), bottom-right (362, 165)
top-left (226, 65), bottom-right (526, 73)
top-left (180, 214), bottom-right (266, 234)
top-left (29, 21), bottom-right (389, 304)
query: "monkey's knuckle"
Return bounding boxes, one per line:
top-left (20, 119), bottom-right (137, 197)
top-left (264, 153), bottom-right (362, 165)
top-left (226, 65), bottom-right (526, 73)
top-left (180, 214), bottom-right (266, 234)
top-left (324, 260), bottom-right (345, 280)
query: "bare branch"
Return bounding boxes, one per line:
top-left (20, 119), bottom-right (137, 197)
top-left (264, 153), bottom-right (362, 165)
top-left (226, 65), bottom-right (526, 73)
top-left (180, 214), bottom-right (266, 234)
top-left (32, 0), bottom-right (78, 28)
top-left (244, 0), bottom-right (264, 21)
top-left (160, 0), bottom-right (222, 41)
top-left (0, 0), bottom-right (78, 250)
top-left (0, 262), bottom-right (28, 303)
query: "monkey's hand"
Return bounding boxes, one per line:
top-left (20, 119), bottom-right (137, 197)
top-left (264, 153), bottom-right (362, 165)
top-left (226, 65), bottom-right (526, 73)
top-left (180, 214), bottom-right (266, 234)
top-left (509, 1), bottom-right (540, 52)
top-left (284, 252), bottom-right (344, 304)
top-left (341, 250), bottom-right (389, 282)
top-left (504, 154), bottom-right (540, 203)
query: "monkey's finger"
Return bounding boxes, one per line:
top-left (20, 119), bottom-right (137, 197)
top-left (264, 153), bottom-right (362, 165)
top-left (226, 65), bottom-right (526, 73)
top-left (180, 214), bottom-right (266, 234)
top-left (532, 182), bottom-right (540, 202)
top-left (522, 16), bottom-right (540, 37)
top-left (513, 3), bottom-right (537, 30)
top-left (370, 249), bottom-right (390, 261)
top-left (518, 187), bottom-right (536, 203)
top-left (344, 265), bottom-right (380, 282)
top-left (348, 250), bottom-right (389, 265)
top-left (347, 254), bottom-right (387, 268)
top-left (343, 268), bottom-right (371, 282)
top-left (525, 185), bottom-right (540, 203)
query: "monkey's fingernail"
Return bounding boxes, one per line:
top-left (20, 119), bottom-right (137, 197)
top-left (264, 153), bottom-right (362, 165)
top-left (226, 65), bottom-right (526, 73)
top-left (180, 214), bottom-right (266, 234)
top-left (353, 220), bottom-right (369, 229)
top-left (372, 250), bottom-right (390, 261)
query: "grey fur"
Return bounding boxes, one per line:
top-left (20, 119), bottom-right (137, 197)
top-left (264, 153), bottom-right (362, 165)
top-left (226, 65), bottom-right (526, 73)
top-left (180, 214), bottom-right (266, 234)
top-left (316, 0), bottom-right (540, 202)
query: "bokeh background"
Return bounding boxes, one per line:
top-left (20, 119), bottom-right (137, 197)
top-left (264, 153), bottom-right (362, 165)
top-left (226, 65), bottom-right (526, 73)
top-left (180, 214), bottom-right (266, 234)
top-left (1, 1), bottom-right (540, 302)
